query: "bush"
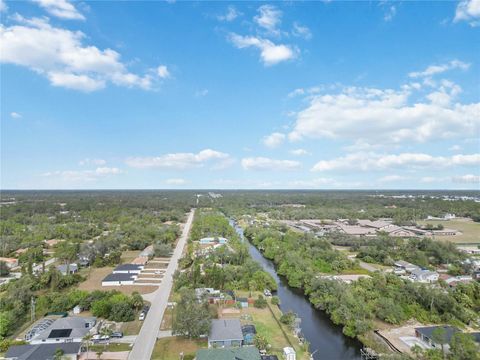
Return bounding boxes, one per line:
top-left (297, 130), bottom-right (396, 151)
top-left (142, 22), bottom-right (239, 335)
top-left (280, 311), bottom-right (296, 327)
top-left (253, 295), bottom-right (267, 309)
top-left (271, 296), bottom-right (280, 306)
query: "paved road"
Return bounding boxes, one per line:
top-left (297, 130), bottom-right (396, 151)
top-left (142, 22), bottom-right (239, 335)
top-left (33, 258), bottom-right (56, 273)
top-left (128, 209), bottom-right (195, 360)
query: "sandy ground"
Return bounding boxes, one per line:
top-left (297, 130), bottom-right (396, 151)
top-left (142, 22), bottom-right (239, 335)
top-left (377, 321), bottom-right (426, 354)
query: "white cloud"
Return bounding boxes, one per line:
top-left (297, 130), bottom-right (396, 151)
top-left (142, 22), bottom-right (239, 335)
top-left (311, 152), bottom-right (480, 172)
top-left (0, 0), bottom-right (7, 12)
top-left (41, 167), bottom-right (122, 183)
top-left (454, 0), bottom-right (480, 26)
top-left (292, 22), bottom-right (312, 39)
top-left (378, 175), bottom-right (407, 183)
top-left (288, 84), bottom-right (479, 145)
top-left (241, 157), bottom-right (301, 171)
top-left (290, 148), bottom-right (311, 156)
top-left (217, 6), bottom-right (241, 22)
top-left (195, 89), bottom-right (209, 97)
top-left (254, 4), bottom-right (282, 34)
top-left (79, 158), bottom-right (106, 166)
top-left (156, 65), bottom-right (170, 79)
top-left (165, 178), bottom-right (188, 185)
top-left (383, 5), bottom-right (396, 22)
top-left (125, 149), bottom-right (231, 170)
top-left (10, 112), bottom-right (22, 119)
top-left (0, 16), bottom-right (164, 91)
top-left (408, 60), bottom-right (470, 78)
top-left (229, 33), bottom-right (296, 66)
top-left (448, 144), bottom-right (462, 152)
top-left (262, 132), bottom-right (285, 148)
top-left (452, 174), bottom-right (480, 183)
top-left (34, 0), bottom-right (85, 20)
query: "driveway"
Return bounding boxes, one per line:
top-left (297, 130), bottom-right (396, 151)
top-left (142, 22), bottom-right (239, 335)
top-left (128, 209), bottom-right (195, 360)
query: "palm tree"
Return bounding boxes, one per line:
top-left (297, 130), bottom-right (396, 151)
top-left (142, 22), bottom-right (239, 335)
top-left (83, 333), bottom-right (93, 360)
top-left (99, 326), bottom-right (113, 352)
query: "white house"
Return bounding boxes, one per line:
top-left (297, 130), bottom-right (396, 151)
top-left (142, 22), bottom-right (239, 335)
top-left (409, 269), bottom-right (439, 283)
top-left (28, 317), bottom-right (96, 345)
top-left (112, 264), bottom-right (143, 274)
top-left (102, 272), bottom-right (136, 286)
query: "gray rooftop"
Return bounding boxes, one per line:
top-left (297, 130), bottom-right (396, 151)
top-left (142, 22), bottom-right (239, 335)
top-left (103, 273), bottom-right (135, 282)
top-left (57, 263), bottom-right (78, 273)
top-left (114, 264), bottom-right (142, 271)
top-left (210, 319), bottom-right (243, 342)
top-left (6, 342), bottom-right (81, 360)
top-left (415, 326), bottom-right (459, 343)
top-left (31, 316), bottom-right (95, 342)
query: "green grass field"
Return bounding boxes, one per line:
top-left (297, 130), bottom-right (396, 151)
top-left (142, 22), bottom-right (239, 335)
top-left (418, 219), bottom-right (480, 244)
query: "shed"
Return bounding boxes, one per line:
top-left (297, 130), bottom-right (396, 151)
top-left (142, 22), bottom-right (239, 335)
top-left (237, 297), bottom-right (249, 308)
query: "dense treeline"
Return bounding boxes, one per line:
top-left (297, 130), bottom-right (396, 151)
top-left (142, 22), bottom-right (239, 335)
top-left (244, 226), bottom-right (480, 341)
top-left (174, 211), bottom-right (276, 292)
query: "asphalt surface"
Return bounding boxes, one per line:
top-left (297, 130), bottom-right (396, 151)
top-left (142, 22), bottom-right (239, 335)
top-left (128, 209), bottom-right (195, 360)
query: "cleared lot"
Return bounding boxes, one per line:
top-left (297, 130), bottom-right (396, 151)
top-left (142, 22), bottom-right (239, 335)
top-left (418, 219), bottom-right (480, 243)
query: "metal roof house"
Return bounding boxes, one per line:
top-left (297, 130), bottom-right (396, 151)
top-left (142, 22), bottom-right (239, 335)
top-left (208, 319), bottom-right (244, 348)
top-left (102, 272), bottom-right (136, 286)
top-left (57, 263), bottom-right (78, 275)
top-left (5, 342), bottom-right (81, 360)
top-left (393, 260), bottom-right (420, 273)
top-left (196, 347), bottom-right (261, 360)
top-left (112, 264), bottom-right (143, 274)
top-left (409, 269), bottom-right (439, 283)
top-left (29, 316), bottom-right (95, 345)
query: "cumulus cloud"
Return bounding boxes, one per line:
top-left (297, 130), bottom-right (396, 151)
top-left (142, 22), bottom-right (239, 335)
top-left (454, 0), bottom-right (480, 26)
top-left (262, 132), bottom-right (285, 148)
top-left (311, 152), bottom-right (480, 172)
top-left (125, 149), bottom-right (232, 170)
top-left (217, 6), bottom-right (241, 22)
top-left (290, 148), bottom-right (311, 156)
top-left (34, 0), bottom-right (85, 20)
top-left (241, 157), bottom-right (301, 171)
top-left (229, 33), bottom-right (296, 66)
top-left (288, 83), bottom-right (479, 145)
top-left (408, 60), bottom-right (470, 78)
top-left (10, 112), bottom-right (22, 119)
top-left (165, 178), bottom-right (188, 185)
top-left (254, 4), bottom-right (282, 34)
top-left (79, 158), bottom-right (106, 166)
top-left (156, 65), bottom-right (170, 79)
top-left (0, 16), bottom-right (167, 91)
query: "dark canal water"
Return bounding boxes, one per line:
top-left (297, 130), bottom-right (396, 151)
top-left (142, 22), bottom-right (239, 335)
top-left (230, 220), bottom-right (362, 360)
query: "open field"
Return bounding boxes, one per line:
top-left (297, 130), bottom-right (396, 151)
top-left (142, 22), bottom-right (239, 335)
top-left (151, 337), bottom-right (206, 360)
top-left (121, 319), bottom-right (143, 336)
top-left (121, 250), bottom-right (141, 263)
top-left (77, 266), bottom-right (157, 295)
top-left (418, 219), bottom-right (480, 244)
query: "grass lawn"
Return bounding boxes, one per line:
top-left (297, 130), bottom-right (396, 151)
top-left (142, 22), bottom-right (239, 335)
top-left (418, 219), bottom-right (480, 244)
top-left (121, 318), bottom-right (143, 336)
top-left (151, 337), bottom-right (206, 360)
top-left (77, 266), bottom-right (158, 295)
top-left (160, 307), bottom-right (173, 330)
top-left (90, 343), bottom-right (132, 352)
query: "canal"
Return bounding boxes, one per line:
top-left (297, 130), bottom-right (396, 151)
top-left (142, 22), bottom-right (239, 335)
top-left (230, 220), bottom-right (362, 360)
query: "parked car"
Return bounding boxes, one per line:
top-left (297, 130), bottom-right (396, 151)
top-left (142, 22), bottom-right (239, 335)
top-left (263, 289), bottom-right (272, 297)
top-left (92, 334), bottom-right (109, 343)
top-left (139, 312), bottom-right (145, 321)
top-left (110, 332), bottom-right (123, 338)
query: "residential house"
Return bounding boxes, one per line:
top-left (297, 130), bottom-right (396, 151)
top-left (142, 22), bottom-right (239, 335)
top-left (409, 269), bottom-right (439, 283)
top-left (5, 342), bottom-right (82, 360)
top-left (28, 316), bottom-right (95, 345)
top-left (415, 326), bottom-right (459, 349)
top-left (57, 263), bottom-right (78, 275)
top-left (208, 319), bottom-right (244, 348)
top-left (196, 347), bottom-right (261, 360)
top-left (102, 272), bottom-right (136, 286)
top-left (0, 257), bottom-right (19, 269)
top-left (394, 260), bottom-right (420, 273)
top-left (112, 264), bottom-right (143, 274)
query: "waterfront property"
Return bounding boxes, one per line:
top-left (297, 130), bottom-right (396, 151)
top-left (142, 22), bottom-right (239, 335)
top-left (415, 326), bottom-right (459, 349)
top-left (196, 347), bottom-right (261, 360)
top-left (208, 319), bottom-right (244, 348)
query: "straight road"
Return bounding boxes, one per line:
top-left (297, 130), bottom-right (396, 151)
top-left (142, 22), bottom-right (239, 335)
top-left (128, 209), bottom-right (195, 360)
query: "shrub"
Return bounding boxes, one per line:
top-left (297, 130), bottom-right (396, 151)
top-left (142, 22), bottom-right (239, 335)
top-left (253, 295), bottom-right (267, 309)
top-left (271, 296), bottom-right (280, 306)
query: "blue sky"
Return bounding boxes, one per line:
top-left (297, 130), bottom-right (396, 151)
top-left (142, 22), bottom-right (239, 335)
top-left (1, 0), bottom-right (479, 189)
